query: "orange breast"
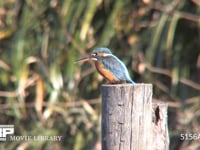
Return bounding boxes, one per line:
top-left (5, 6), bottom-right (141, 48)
top-left (95, 61), bottom-right (119, 83)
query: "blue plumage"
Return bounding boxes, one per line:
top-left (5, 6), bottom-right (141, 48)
top-left (92, 48), bottom-right (135, 84)
top-left (76, 47), bottom-right (135, 84)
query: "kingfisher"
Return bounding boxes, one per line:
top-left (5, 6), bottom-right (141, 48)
top-left (76, 48), bottom-right (135, 84)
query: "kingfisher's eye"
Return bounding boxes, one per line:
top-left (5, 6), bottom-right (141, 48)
top-left (91, 53), bottom-right (98, 56)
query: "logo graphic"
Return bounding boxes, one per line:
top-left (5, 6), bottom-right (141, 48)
top-left (0, 125), bottom-right (62, 142)
top-left (0, 125), bottom-right (14, 141)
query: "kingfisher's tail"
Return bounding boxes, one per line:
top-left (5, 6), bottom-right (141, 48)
top-left (127, 79), bottom-right (136, 84)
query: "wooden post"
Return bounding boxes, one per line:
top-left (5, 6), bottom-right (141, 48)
top-left (102, 84), bottom-right (169, 150)
top-left (101, 84), bottom-right (169, 150)
top-left (152, 102), bottom-right (169, 150)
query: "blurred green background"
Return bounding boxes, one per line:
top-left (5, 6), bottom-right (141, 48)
top-left (0, 0), bottom-right (199, 149)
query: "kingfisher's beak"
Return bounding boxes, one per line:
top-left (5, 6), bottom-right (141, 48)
top-left (76, 55), bottom-right (97, 63)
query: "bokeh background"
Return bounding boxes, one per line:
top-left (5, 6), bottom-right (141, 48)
top-left (0, 0), bottom-right (200, 149)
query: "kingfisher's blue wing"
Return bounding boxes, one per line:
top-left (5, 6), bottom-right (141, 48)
top-left (101, 55), bottom-right (135, 84)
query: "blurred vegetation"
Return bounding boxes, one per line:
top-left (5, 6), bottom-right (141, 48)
top-left (0, 0), bottom-right (199, 149)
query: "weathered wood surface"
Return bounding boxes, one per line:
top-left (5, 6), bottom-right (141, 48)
top-left (152, 102), bottom-right (169, 150)
top-left (101, 84), bottom-right (153, 150)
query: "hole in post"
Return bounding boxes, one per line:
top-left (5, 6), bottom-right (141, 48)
top-left (155, 106), bottom-right (161, 125)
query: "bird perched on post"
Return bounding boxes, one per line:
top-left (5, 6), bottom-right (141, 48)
top-left (76, 47), bottom-right (135, 84)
